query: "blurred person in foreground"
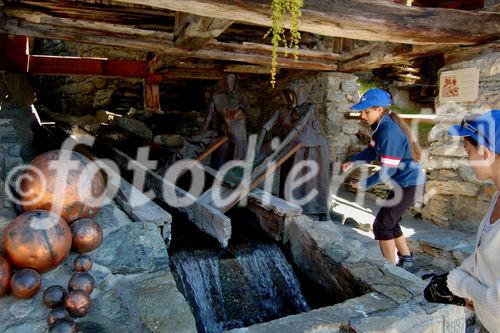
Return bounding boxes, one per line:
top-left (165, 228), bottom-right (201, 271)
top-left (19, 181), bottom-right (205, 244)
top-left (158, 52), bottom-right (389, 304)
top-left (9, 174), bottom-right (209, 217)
top-left (446, 110), bottom-right (500, 333)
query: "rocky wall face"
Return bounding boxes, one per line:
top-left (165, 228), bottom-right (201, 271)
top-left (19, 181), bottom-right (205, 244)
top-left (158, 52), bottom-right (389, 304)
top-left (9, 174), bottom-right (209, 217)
top-left (32, 40), bottom-right (147, 115)
top-left (35, 76), bottom-right (144, 116)
top-left (421, 51), bottom-right (499, 232)
top-left (316, 73), bottom-right (362, 163)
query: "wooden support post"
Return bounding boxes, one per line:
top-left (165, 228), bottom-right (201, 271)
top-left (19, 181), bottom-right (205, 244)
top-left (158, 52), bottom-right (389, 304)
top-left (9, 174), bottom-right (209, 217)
top-left (144, 73), bottom-right (162, 111)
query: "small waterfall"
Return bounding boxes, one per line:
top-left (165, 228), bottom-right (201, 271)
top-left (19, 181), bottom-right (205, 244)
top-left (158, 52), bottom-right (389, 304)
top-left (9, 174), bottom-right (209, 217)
top-left (171, 243), bottom-right (309, 333)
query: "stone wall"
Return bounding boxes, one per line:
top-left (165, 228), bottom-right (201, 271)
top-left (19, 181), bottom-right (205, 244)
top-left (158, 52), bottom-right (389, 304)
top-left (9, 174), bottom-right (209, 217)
top-left (319, 72), bottom-right (363, 163)
top-left (420, 50), bottom-right (499, 232)
top-left (32, 40), bottom-right (146, 115)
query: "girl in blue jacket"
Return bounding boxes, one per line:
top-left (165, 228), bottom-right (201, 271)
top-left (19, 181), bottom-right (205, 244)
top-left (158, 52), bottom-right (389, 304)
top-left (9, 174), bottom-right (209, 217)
top-left (342, 88), bottom-right (425, 272)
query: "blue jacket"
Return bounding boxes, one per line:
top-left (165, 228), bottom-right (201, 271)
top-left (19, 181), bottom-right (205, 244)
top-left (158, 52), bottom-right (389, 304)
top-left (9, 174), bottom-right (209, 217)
top-left (351, 113), bottom-right (425, 189)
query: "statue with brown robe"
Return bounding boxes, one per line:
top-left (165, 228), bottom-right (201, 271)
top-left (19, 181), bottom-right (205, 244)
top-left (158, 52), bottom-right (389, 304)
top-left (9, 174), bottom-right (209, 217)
top-left (256, 81), bottom-right (330, 220)
top-left (203, 74), bottom-right (248, 169)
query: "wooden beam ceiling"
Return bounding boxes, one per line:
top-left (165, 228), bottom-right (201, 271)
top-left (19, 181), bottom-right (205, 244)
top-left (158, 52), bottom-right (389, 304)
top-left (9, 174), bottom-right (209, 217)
top-left (2, 1), bottom-right (497, 76)
top-left (112, 0), bottom-right (500, 45)
top-left (0, 9), bottom-right (338, 71)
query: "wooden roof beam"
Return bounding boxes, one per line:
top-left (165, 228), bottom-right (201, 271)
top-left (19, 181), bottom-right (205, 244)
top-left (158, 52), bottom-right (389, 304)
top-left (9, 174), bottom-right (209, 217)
top-left (338, 43), bottom-right (456, 72)
top-left (174, 12), bottom-right (233, 50)
top-left (113, 0), bottom-right (500, 45)
top-left (0, 12), bottom-right (337, 71)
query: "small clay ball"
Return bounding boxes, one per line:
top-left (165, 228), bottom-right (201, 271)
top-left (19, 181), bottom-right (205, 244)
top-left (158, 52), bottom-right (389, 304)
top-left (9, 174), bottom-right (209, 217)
top-left (48, 318), bottom-right (77, 333)
top-left (43, 285), bottom-right (67, 308)
top-left (10, 269), bottom-right (41, 299)
top-left (47, 307), bottom-right (71, 326)
top-left (70, 219), bottom-right (103, 253)
top-left (72, 255), bottom-right (92, 272)
top-left (68, 272), bottom-right (95, 295)
top-left (64, 291), bottom-right (91, 317)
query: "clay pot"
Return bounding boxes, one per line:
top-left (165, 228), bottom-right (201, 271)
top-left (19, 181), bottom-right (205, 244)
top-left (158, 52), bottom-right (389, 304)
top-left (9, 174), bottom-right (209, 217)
top-left (72, 255), bottom-right (92, 272)
top-left (0, 254), bottom-right (12, 297)
top-left (47, 308), bottom-right (71, 326)
top-left (10, 269), bottom-right (41, 299)
top-left (3, 210), bottom-right (72, 272)
top-left (64, 291), bottom-right (91, 317)
top-left (20, 150), bottom-right (105, 223)
top-left (48, 318), bottom-right (77, 333)
top-left (43, 285), bottom-right (67, 308)
top-left (68, 272), bottom-right (94, 295)
top-left (70, 219), bottom-right (103, 253)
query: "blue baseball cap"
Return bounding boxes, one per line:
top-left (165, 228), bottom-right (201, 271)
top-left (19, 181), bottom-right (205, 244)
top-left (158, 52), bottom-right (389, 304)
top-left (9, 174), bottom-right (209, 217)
top-left (351, 88), bottom-right (393, 110)
top-left (448, 110), bottom-right (500, 154)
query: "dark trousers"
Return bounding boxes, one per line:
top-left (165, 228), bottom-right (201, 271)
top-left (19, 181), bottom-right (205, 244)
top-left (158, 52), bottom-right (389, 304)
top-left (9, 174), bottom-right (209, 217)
top-left (373, 185), bottom-right (422, 241)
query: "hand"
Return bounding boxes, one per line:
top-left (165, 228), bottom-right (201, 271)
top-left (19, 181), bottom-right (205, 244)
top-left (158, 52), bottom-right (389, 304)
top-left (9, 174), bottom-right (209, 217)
top-left (465, 299), bottom-right (474, 312)
top-left (350, 181), bottom-right (361, 190)
top-left (342, 161), bottom-right (354, 172)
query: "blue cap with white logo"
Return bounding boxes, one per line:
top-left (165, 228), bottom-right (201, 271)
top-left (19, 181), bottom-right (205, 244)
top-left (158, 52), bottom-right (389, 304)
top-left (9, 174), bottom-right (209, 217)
top-left (448, 109), bottom-right (500, 154)
top-left (351, 88), bottom-right (393, 110)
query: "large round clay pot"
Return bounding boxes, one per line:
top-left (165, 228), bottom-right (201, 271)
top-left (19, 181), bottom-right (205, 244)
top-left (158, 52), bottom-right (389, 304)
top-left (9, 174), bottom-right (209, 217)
top-left (10, 268), bottom-right (41, 299)
top-left (43, 285), bottom-right (68, 308)
top-left (70, 219), bottom-right (103, 253)
top-left (64, 291), bottom-right (91, 317)
top-left (0, 254), bottom-right (12, 297)
top-left (47, 308), bottom-right (71, 326)
top-left (3, 210), bottom-right (72, 272)
top-left (49, 318), bottom-right (77, 333)
top-left (19, 150), bottom-right (106, 223)
top-left (73, 255), bottom-right (92, 272)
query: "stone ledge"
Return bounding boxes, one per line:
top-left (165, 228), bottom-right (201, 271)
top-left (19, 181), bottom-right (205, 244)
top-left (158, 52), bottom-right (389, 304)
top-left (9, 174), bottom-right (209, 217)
top-left (237, 217), bottom-right (467, 333)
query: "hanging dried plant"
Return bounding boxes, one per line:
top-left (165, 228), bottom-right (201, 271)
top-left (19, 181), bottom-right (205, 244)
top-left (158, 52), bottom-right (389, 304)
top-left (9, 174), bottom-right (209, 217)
top-left (265, 0), bottom-right (304, 87)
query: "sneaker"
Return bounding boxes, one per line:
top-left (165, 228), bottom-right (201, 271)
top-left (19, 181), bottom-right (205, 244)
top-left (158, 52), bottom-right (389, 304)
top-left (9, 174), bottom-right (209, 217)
top-left (396, 252), bottom-right (419, 273)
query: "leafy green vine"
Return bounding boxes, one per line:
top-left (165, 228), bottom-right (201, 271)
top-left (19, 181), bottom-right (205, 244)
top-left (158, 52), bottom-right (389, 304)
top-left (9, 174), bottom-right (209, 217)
top-left (265, 0), bottom-right (304, 87)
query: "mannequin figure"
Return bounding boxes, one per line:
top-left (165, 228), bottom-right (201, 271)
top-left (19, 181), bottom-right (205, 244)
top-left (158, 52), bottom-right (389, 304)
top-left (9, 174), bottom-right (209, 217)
top-left (256, 81), bottom-right (330, 220)
top-left (203, 74), bottom-right (248, 168)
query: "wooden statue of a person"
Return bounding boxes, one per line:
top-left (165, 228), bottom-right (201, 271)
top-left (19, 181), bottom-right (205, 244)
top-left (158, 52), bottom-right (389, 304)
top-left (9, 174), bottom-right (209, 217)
top-left (203, 74), bottom-right (248, 168)
top-left (256, 81), bottom-right (330, 220)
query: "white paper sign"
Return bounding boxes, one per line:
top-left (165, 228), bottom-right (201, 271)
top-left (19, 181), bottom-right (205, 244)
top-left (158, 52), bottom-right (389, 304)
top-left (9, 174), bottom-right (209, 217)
top-left (439, 67), bottom-right (479, 103)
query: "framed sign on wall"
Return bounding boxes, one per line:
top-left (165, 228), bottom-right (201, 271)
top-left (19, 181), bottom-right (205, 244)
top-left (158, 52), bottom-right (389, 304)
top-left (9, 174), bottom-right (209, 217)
top-left (438, 67), bottom-right (480, 103)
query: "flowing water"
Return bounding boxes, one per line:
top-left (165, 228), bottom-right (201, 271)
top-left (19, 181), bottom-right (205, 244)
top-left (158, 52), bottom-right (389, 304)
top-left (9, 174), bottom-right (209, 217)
top-left (171, 243), bottom-right (309, 333)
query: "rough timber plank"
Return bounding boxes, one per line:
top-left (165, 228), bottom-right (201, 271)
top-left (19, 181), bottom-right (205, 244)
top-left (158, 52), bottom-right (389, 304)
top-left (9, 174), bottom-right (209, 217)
top-left (174, 12), bottom-right (233, 50)
top-left (247, 188), bottom-right (302, 218)
top-left (113, 170), bottom-right (172, 227)
top-left (338, 43), bottom-right (456, 72)
top-left (108, 145), bottom-right (232, 248)
top-left (114, 0), bottom-right (500, 45)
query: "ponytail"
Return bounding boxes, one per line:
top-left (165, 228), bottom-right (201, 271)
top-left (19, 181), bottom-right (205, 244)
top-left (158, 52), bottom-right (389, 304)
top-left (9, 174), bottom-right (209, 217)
top-left (384, 109), bottom-right (422, 161)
